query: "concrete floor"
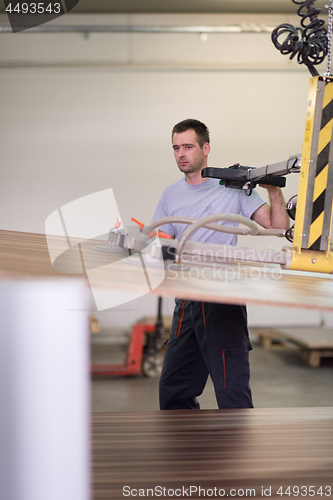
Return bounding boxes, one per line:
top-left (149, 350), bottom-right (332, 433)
top-left (91, 331), bottom-right (333, 411)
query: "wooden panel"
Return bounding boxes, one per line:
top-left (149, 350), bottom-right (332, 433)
top-left (2, 229), bottom-right (333, 311)
top-left (0, 230), bottom-right (60, 277)
top-left (0, 229), bottom-right (118, 278)
top-left (87, 257), bottom-right (333, 311)
top-left (91, 408), bottom-right (333, 500)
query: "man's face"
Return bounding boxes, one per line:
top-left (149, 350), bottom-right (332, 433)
top-left (172, 129), bottom-right (210, 175)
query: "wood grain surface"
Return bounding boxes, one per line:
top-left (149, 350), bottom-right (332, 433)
top-left (91, 408), bottom-right (333, 500)
top-left (2, 230), bottom-right (333, 311)
top-left (0, 230), bottom-right (60, 277)
top-left (88, 257), bottom-right (333, 310)
top-left (2, 232), bottom-right (332, 498)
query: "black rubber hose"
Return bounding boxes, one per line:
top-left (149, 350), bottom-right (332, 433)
top-left (271, 0), bottom-right (327, 76)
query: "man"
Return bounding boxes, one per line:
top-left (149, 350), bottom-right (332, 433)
top-left (152, 119), bottom-right (289, 410)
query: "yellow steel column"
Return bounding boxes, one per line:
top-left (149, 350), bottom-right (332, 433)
top-left (286, 76), bottom-right (333, 273)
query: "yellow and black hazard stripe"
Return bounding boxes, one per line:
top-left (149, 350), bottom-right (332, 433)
top-left (288, 77), bottom-right (333, 273)
top-left (294, 76), bottom-right (333, 253)
top-left (308, 83), bottom-right (333, 250)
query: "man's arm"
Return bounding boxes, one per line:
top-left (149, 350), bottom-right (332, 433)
top-left (252, 185), bottom-right (290, 230)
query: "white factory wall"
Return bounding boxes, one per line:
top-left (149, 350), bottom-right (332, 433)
top-left (0, 13), bottom-right (331, 328)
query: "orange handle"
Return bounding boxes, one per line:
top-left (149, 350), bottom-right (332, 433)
top-left (131, 217), bottom-right (145, 231)
top-left (131, 218), bottom-right (173, 239)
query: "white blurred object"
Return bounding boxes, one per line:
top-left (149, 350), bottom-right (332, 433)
top-left (0, 279), bottom-right (90, 500)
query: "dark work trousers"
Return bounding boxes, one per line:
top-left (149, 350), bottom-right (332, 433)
top-left (159, 299), bottom-right (253, 410)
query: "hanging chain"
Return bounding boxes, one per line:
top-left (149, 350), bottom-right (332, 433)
top-left (325, 1), bottom-right (333, 76)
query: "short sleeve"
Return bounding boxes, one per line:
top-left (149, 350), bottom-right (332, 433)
top-left (239, 189), bottom-right (266, 219)
top-left (151, 189), bottom-right (175, 236)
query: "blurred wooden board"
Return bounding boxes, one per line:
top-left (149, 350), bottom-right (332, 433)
top-left (0, 230), bottom-right (61, 277)
top-left (1, 229), bottom-right (333, 311)
top-left (0, 229), bottom-right (120, 278)
top-left (88, 257), bottom-right (333, 311)
top-left (91, 408), bottom-right (333, 500)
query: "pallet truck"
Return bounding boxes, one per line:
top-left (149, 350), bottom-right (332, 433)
top-left (91, 297), bottom-right (165, 378)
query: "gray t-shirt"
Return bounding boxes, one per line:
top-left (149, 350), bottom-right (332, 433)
top-left (151, 177), bottom-right (266, 246)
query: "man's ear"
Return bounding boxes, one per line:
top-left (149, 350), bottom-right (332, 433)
top-left (204, 142), bottom-right (210, 156)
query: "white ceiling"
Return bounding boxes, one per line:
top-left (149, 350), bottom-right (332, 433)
top-left (67, 0), bottom-right (329, 14)
top-left (0, 0), bottom-right (330, 14)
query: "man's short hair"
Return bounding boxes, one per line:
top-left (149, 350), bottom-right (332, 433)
top-left (172, 119), bottom-right (210, 147)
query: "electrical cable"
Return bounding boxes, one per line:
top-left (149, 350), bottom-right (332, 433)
top-left (142, 215), bottom-right (286, 265)
top-left (140, 216), bottom-right (286, 265)
top-left (285, 225), bottom-right (295, 243)
top-left (176, 214), bottom-right (260, 262)
top-left (271, 0), bottom-right (328, 76)
top-left (143, 216), bottom-right (286, 238)
top-left (144, 216), bottom-right (255, 237)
